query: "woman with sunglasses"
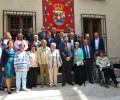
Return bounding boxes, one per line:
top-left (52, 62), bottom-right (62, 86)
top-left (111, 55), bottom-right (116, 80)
top-left (27, 43), bottom-right (38, 89)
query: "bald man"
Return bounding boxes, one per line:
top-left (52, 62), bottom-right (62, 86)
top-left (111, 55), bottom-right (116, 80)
top-left (91, 32), bottom-right (105, 56)
top-left (37, 39), bottom-right (50, 87)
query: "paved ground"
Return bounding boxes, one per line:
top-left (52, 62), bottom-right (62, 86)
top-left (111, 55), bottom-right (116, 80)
top-left (0, 82), bottom-right (120, 100)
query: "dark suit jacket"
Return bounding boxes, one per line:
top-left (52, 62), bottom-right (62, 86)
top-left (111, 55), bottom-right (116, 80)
top-left (59, 42), bottom-right (73, 62)
top-left (55, 36), bottom-right (64, 49)
top-left (91, 37), bottom-right (105, 53)
top-left (51, 33), bottom-right (59, 39)
top-left (45, 38), bottom-right (54, 47)
top-left (82, 45), bottom-right (94, 62)
top-left (38, 31), bottom-right (46, 41)
top-left (68, 34), bottom-right (77, 47)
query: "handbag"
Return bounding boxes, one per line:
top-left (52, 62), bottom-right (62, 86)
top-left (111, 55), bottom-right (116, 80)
top-left (56, 50), bottom-right (63, 67)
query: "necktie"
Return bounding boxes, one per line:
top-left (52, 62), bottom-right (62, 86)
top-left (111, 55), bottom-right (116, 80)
top-left (66, 43), bottom-right (68, 50)
top-left (86, 46), bottom-right (89, 58)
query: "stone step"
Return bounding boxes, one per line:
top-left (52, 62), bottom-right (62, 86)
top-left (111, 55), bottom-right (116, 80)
top-left (3, 72), bottom-right (75, 87)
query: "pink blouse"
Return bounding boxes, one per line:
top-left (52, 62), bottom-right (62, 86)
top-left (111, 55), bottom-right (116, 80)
top-left (28, 51), bottom-right (38, 67)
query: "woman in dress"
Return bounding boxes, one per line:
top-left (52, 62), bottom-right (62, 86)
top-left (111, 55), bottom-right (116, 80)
top-left (1, 40), bottom-right (15, 94)
top-left (27, 43), bottom-right (38, 89)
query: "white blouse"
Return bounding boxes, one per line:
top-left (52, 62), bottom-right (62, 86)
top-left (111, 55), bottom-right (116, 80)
top-left (96, 56), bottom-right (110, 69)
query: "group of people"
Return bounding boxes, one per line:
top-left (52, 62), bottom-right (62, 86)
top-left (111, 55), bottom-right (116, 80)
top-left (0, 27), bottom-right (119, 94)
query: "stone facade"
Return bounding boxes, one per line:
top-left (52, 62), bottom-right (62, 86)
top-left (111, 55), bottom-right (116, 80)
top-left (0, 0), bottom-right (120, 58)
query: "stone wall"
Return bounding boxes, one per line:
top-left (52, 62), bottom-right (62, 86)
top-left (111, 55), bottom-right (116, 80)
top-left (0, 0), bottom-right (120, 57)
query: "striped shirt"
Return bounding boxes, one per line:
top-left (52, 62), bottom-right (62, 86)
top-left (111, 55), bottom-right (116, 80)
top-left (14, 51), bottom-right (31, 72)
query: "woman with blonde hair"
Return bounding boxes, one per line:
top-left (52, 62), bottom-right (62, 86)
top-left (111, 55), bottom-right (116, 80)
top-left (2, 32), bottom-right (12, 48)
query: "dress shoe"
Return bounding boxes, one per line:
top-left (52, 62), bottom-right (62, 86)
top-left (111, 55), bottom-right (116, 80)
top-left (28, 86), bottom-right (32, 89)
top-left (46, 84), bottom-right (50, 87)
top-left (89, 81), bottom-right (94, 84)
top-left (78, 83), bottom-right (82, 86)
top-left (23, 88), bottom-right (29, 92)
top-left (62, 83), bottom-right (66, 86)
top-left (11, 89), bottom-right (15, 91)
top-left (114, 80), bottom-right (119, 87)
top-left (75, 82), bottom-right (79, 84)
top-left (0, 88), bottom-right (4, 91)
top-left (68, 82), bottom-right (74, 85)
top-left (41, 84), bottom-right (44, 87)
top-left (7, 90), bottom-right (11, 94)
top-left (33, 85), bottom-right (37, 88)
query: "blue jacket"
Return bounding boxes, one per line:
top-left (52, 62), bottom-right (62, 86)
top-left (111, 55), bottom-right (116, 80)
top-left (73, 48), bottom-right (84, 64)
top-left (91, 37), bottom-right (105, 53)
top-left (45, 38), bottom-right (54, 47)
top-left (82, 45), bottom-right (94, 62)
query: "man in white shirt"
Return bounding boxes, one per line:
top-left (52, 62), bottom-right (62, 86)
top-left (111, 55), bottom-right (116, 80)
top-left (33, 35), bottom-right (41, 48)
top-left (91, 32), bottom-right (105, 57)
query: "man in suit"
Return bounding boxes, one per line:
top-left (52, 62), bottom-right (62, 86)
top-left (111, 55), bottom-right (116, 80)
top-left (45, 31), bottom-right (54, 47)
top-left (68, 32), bottom-right (77, 49)
top-left (85, 34), bottom-right (91, 46)
top-left (51, 27), bottom-right (58, 39)
top-left (37, 39), bottom-right (50, 87)
top-left (38, 26), bottom-right (47, 41)
top-left (91, 32), bottom-right (105, 56)
top-left (59, 36), bottom-right (74, 86)
top-left (82, 39), bottom-right (94, 84)
top-left (55, 31), bottom-right (64, 49)
top-left (68, 29), bottom-right (77, 42)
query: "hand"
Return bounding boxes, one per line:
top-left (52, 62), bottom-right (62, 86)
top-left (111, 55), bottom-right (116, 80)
top-left (40, 64), bottom-right (43, 67)
top-left (15, 67), bottom-right (18, 72)
top-left (83, 60), bottom-right (86, 63)
top-left (105, 65), bottom-right (108, 68)
top-left (80, 61), bottom-right (83, 65)
top-left (66, 57), bottom-right (70, 61)
top-left (93, 62), bottom-right (95, 65)
top-left (2, 67), bottom-right (5, 71)
top-left (27, 67), bottom-right (30, 71)
top-left (27, 40), bottom-right (29, 44)
top-left (16, 37), bottom-right (17, 40)
top-left (48, 64), bottom-right (50, 69)
top-left (74, 59), bottom-right (77, 63)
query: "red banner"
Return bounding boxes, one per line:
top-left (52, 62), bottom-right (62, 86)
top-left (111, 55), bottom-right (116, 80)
top-left (42, 0), bottom-right (75, 32)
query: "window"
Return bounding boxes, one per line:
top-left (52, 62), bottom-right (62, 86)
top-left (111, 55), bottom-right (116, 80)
top-left (3, 10), bottom-right (36, 40)
top-left (81, 14), bottom-right (107, 54)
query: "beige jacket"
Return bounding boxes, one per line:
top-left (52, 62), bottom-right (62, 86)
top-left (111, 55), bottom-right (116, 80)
top-left (37, 46), bottom-right (50, 64)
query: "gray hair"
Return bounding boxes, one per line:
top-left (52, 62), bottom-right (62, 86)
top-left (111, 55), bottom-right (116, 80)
top-left (34, 35), bottom-right (38, 37)
top-left (85, 34), bottom-right (89, 37)
top-left (75, 42), bottom-right (79, 45)
top-left (50, 42), bottom-right (56, 47)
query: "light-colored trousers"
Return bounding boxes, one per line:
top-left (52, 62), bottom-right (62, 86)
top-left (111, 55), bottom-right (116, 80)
top-left (49, 64), bottom-right (59, 86)
top-left (40, 64), bottom-right (49, 84)
top-left (16, 71), bottom-right (27, 91)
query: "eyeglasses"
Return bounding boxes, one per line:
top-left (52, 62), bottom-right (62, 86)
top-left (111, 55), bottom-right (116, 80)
top-left (31, 46), bottom-right (35, 47)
